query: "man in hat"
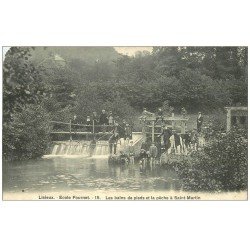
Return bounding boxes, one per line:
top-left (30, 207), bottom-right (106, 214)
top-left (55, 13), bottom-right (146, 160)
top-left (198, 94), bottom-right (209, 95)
top-left (92, 111), bottom-right (99, 132)
top-left (156, 108), bottom-right (164, 124)
top-left (99, 109), bottom-right (108, 132)
top-left (108, 111), bottom-right (114, 126)
top-left (158, 126), bottom-right (172, 153)
top-left (86, 115), bottom-right (91, 132)
top-left (118, 119), bottom-right (126, 145)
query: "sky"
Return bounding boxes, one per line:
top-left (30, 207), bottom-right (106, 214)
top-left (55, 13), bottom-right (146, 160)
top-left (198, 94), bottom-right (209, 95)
top-left (114, 46), bottom-right (153, 56)
top-left (2, 46), bottom-right (10, 60)
top-left (2, 46), bottom-right (153, 61)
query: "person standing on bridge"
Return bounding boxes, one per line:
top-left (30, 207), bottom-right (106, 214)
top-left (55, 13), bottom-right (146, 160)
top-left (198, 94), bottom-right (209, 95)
top-left (108, 111), bottom-right (114, 125)
top-left (156, 108), bottom-right (164, 124)
top-left (197, 112), bottom-right (203, 133)
top-left (99, 109), bottom-right (108, 132)
top-left (108, 111), bottom-right (114, 132)
top-left (158, 126), bottom-right (172, 153)
top-left (92, 111), bottom-right (99, 132)
top-left (100, 109), bottom-right (108, 125)
top-left (140, 108), bottom-right (154, 121)
top-left (118, 119), bottom-right (126, 145)
top-left (72, 115), bottom-right (79, 131)
top-left (86, 115), bottom-right (91, 132)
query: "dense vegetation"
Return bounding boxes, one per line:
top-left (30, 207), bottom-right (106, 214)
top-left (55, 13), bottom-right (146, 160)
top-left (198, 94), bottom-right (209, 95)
top-left (2, 46), bottom-right (248, 161)
top-left (172, 129), bottom-right (248, 192)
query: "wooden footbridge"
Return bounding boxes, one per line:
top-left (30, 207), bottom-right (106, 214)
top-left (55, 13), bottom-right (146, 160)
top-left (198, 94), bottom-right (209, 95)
top-left (49, 120), bottom-right (115, 141)
top-left (49, 113), bottom-right (193, 158)
top-left (140, 113), bottom-right (189, 143)
top-left (50, 113), bottom-right (189, 143)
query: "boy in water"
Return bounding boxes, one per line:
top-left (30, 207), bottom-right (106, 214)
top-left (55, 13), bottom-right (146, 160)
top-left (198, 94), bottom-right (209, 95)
top-left (89, 137), bottom-right (96, 157)
top-left (149, 143), bottom-right (158, 167)
top-left (119, 151), bottom-right (129, 165)
top-left (128, 140), bottom-right (135, 165)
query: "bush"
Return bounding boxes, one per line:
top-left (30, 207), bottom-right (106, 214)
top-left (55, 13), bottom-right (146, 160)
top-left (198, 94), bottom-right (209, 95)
top-left (3, 104), bottom-right (51, 161)
top-left (174, 129), bottom-right (247, 192)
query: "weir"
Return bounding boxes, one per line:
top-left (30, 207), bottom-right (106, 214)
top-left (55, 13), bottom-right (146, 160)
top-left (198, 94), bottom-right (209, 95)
top-left (49, 132), bottom-right (144, 157)
top-left (50, 141), bottom-right (108, 156)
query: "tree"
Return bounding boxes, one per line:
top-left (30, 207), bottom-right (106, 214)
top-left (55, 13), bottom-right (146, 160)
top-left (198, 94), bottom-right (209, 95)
top-left (3, 47), bottom-right (45, 121)
top-left (175, 129), bottom-right (247, 192)
top-left (3, 104), bottom-right (51, 161)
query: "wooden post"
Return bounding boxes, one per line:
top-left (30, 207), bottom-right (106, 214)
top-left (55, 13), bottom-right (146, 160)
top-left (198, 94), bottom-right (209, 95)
top-left (226, 108), bottom-right (231, 132)
top-left (152, 120), bottom-right (155, 143)
top-left (92, 120), bottom-right (95, 134)
top-left (171, 113), bottom-right (175, 130)
top-left (141, 119), bottom-right (146, 142)
top-left (69, 119), bottom-right (72, 141)
top-left (181, 121), bottom-right (185, 134)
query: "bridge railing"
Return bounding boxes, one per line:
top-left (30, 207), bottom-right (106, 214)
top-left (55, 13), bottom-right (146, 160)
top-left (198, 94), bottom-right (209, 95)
top-left (50, 120), bottom-right (115, 135)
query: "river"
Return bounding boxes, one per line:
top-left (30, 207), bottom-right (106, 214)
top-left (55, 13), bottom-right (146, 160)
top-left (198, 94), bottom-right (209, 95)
top-left (3, 156), bottom-right (181, 194)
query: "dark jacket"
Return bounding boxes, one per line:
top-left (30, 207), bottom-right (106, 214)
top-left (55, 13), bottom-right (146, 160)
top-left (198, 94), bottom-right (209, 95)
top-left (197, 116), bottom-right (203, 126)
top-left (128, 145), bottom-right (135, 156)
top-left (99, 113), bottom-right (108, 125)
top-left (173, 133), bottom-right (181, 147)
top-left (139, 150), bottom-right (148, 160)
top-left (109, 133), bottom-right (119, 144)
top-left (161, 128), bottom-right (172, 142)
top-left (118, 123), bottom-right (126, 138)
top-left (149, 145), bottom-right (158, 158)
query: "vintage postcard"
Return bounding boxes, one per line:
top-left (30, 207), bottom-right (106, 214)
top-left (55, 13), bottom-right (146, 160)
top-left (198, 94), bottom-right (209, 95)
top-left (2, 46), bottom-right (248, 200)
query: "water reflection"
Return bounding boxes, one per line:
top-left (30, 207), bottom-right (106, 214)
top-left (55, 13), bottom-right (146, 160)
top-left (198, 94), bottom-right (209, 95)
top-left (3, 157), bottom-right (181, 193)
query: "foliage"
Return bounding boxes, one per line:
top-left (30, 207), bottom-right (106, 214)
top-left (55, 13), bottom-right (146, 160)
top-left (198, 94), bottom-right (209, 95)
top-left (174, 129), bottom-right (247, 192)
top-left (3, 47), bottom-right (45, 121)
top-left (3, 104), bottom-right (51, 161)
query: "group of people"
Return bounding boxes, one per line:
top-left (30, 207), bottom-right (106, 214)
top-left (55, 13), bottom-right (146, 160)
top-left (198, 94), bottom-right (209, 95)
top-left (73, 110), bottom-right (117, 132)
top-left (108, 140), bottom-right (135, 166)
top-left (72, 110), bottom-right (133, 137)
top-left (141, 107), bottom-right (204, 152)
top-left (108, 119), bottom-right (132, 152)
top-left (86, 107), bottom-right (205, 165)
top-left (138, 143), bottom-right (159, 170)
top-left (140, 107), bottom-right (203, 131)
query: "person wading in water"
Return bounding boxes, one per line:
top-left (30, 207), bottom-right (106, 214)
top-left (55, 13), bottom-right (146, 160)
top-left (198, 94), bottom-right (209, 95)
top-left (108, 131), bottom-right (119, 155)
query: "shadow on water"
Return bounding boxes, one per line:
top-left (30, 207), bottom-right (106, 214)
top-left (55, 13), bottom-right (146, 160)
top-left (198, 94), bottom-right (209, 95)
top-left (3, 156), bottom-right (181, 193)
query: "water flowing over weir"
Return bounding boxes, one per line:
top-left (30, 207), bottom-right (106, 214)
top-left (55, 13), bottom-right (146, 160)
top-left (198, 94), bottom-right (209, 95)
top-left (50, 141), bottom-right (110, 156)
top-left (47, 132), bottom-right (144, 157)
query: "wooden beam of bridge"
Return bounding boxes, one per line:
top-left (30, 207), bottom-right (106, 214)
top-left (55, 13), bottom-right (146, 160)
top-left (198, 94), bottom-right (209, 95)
top-left (50, 121), bottom-right (114, 128)
top-left (140, 117), bottom-right (189, 122)
top-left (50, 131), bottom-right (113, 135)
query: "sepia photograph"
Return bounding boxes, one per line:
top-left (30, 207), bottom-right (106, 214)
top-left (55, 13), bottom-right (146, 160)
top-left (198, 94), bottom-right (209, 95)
top-left (2, 46), bottom-right (248, 200)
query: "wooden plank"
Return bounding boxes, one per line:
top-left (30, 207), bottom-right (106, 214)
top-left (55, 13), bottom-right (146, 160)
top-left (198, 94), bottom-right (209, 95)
top-left (50, 131), bottom-right (112, 135)
top-left (225, 107), bottom-right (247, 111)
top-left (50, 121), bottom-right (114, 127)
top-left (140, 117), bottom-right (189, 121)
